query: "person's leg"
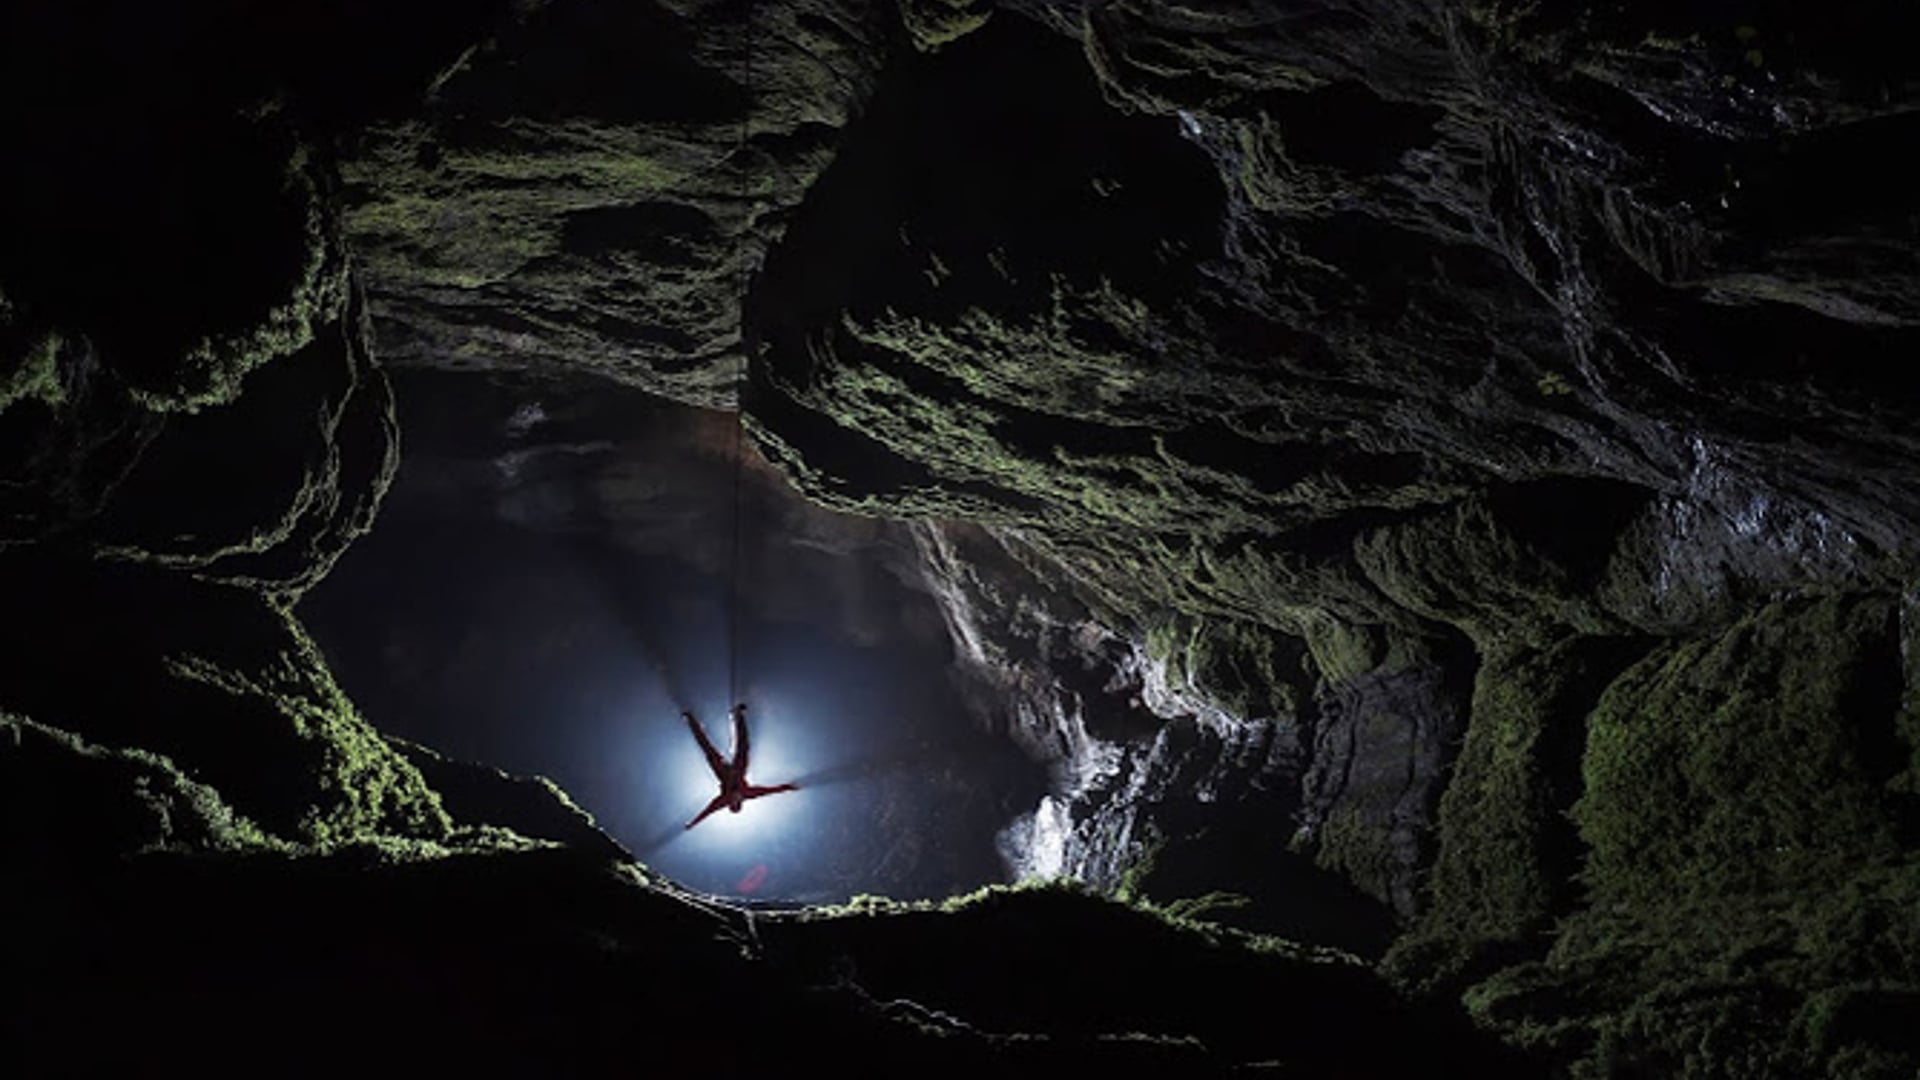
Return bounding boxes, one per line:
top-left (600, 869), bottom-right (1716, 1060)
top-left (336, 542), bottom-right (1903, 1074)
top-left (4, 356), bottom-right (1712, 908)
top-left (730, 704), bottom-right (751, 773)
top-left (685, 712), bottom-right (728, 779)
top-left (685, 793), bottom-right (728, 830)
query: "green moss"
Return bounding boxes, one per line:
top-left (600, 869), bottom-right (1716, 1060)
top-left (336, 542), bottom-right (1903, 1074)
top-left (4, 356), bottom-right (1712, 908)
top-left (1390, 637), bottom-right (1647, 995)
top-left (767, 299), bottom-right (1475, 672)
top-left (806, 876), bottom-right (1348, 965)
top-left (1149, 890), bottom-right (1254, 925)
top-left (1576, 594), bottom-right (1900, 901)
top-left (1431, 592), bottom-right (1920, 1078)
top-left (845, 280), bottom-right (1173, 424)
top-left (1145, 614), bottom-right (1303, 719)
top-left (1228, 111), bottom-right (1355, 216)
top-left (819, 892), bottom-right (913, 917)
top-left (1643, 30), bottom-right (1705, 51)
top-left (0, 560), bottom-right (451, 847)
top-left (316, 827), bottom-right (561, 865)
top-left (898, 0), bottom-right (995, 52)
top-left (2, 711), bottom-right (282, 855)
top-left (1113, 836), bottom-right (1166, 906)
top-left (760, 876), bottom-right (1436, 1073)
top-left (815, 877), bottom-right (1314, 959)
top-left (1298, 612), bottom-right (1394, 683)
top-left (786, 317), bottom-right (1468, 648)
top-left (1, 330), bottom-right (66, 411)
top-left (162, 608), bottom-right (453, 846)
top-left (342, 120), bottom-right (690, 291)
top-left (1354, 495), bottom-right (1624, 645)
top-left (1428, 634), bottom-right (1635, 930)
top-left (92, 310), bottom-right (399, 599)
top-left (1312, 799), bottom-right (1402, 905)
top-left (1420, 646), bottom-right (1579, 936)
top-left (128, 149), bottom-right (345, 413)
top-left (1461, 862), bottom-right (1920, 1078)
top-left (804, 288), bottom-right (1393, 545)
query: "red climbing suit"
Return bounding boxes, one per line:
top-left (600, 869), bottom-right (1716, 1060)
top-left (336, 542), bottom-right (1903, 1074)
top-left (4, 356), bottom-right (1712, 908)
top-left (684, 703), bottom-right (799, 829)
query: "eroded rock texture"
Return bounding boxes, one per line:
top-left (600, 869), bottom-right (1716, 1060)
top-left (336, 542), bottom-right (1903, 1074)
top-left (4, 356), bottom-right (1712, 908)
top-left (341, 0), bottom-right (893, 406)
top-left (6, 0), bottom-right (1920, 1075)
top-left (742, 4), bottom-right (1920, 1074)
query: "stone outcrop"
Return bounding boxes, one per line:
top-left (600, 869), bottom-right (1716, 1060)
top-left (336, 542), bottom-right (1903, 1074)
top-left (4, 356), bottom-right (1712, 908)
top-left (340, 0), bottom-right (894, 407)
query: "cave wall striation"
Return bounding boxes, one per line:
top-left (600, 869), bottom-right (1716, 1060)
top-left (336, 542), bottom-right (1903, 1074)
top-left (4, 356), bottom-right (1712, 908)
top-left (743, 3), bottom-right (1920, 1075)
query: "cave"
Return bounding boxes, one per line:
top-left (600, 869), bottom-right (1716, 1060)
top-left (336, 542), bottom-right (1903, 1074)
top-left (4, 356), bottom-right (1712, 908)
top-left (6, 1), bottom-right (1920, 1076)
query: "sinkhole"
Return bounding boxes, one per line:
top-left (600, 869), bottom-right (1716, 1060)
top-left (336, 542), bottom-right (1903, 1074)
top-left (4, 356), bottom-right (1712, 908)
top-left (300, 370), bottom-right (1048, 903)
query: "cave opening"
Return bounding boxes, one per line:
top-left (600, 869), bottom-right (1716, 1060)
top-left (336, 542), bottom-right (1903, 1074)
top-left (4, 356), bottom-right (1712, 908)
top-left (299, 369), bottom-right (1048, 903)
top-left (298, 13), bottom-right (1233, 907)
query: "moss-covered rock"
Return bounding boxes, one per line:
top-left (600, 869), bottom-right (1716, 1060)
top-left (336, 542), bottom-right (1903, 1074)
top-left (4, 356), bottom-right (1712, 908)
top-left (1144, 612), bottom-right (1306, 722)
top-left (0, 559), bottom-right (449, 845)
top-left (1388, 636), bottom-right (1649, 993)
top-left (1355, 484), bottom-right (1647, 646)
top-left (390, 736), bottom-right (629, 863)
top-left (3, 843), bottom-right (1530, 1076)
top-left (0, 302), bottom-right (164, 552)
top-left (6, 2), bottom-right (1920, 1075)
top-left (1576, 593), bottom-right (1905, 903)
top-left (86, 293), bottom-right (399, 599)
top-left (0, 36), bottom-right (345, 413)
top-left (1415, 592), bottom-right (1920, 1077)
top-left (772, 879), bottom-right (1518, 1072)
top-left (2, 712), bottom-right (279, 863)
top-left (898, 0), bottom-right (994, 51)
top-left (0, 297), bottom-right (66, 413)
top-left (340, 0), bottom-right (892, 408)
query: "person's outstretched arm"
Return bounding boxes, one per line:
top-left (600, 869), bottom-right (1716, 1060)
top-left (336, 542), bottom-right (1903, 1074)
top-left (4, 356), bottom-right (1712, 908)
top-left (685, 711), bottom-right (728, 780)
top-left (685, 793), bottom-right (728, 830)
top-left (741, 782), bottom-right (798, 800)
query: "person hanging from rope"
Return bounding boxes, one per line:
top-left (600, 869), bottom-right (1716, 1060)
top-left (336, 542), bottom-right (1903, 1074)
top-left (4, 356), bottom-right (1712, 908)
top-left (683, 703), bottom-right (799, 830)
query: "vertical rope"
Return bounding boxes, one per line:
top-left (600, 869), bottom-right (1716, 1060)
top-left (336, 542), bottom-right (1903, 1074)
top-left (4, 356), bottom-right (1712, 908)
top-left (726, 0), bottom-right (753, 712)
top-left (726, 360), bottom-right (746, 710)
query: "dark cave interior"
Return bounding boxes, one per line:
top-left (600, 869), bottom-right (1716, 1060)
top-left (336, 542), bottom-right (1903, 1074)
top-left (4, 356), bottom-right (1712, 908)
top-left (8, 1), bottom-right (1920, 1076)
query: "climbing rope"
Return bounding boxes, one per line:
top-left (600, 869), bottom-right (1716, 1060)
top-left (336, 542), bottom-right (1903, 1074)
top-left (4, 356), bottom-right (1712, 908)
top-left (726, 350), bottom-right (747, 711)
top-left (725, 0), bottom-right (754, 712)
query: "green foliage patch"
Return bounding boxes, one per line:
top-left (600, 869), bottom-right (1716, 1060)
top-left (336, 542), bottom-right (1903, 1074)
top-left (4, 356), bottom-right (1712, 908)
top-left (2, 711), bottom-right (280, 858)
top-left (1392, 637), bottom-right (1648, 991)
top-left (161, 608), bottom-right (452, 846)
top-left (1576, 593), bottom-right (1901, 902)
top-left (1143, 613), bottom-right (1306, 720)
top-left (0, 561), bottom-right (450, 846)
top-left (1410, 592), bottom-right (1920, 1077)
top-left (1, 330), bottom-right (67, 412)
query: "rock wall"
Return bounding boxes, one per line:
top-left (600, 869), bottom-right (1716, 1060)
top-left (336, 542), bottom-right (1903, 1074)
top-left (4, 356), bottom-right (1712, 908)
top-left (341, 0), bottom-right (894, 406)
top-left (740, 5), bottom-right (1920, 1074)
